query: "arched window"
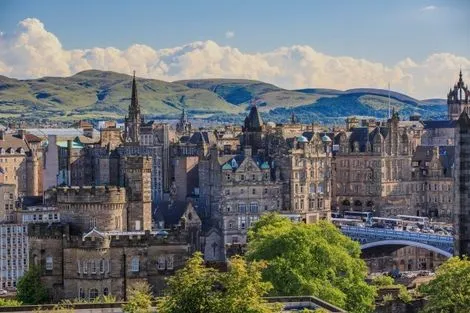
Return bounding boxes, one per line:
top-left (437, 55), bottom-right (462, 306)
top-left (89, 288), bottom-right (99, 299)
top-left (131, 257), bottom-right (140, 272)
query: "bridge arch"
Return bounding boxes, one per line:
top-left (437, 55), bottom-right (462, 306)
top-left (361, 240), bottom-right (452, 258)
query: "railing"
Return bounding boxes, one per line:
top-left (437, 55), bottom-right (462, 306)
top-left (340, 226), bottom-right (454, 244)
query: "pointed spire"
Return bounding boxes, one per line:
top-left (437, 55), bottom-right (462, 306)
top-left (131, 70), bottom-right (139, 113)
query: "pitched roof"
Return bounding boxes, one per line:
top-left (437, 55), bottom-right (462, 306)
top-left (422, 120), bottom-right (456, 129)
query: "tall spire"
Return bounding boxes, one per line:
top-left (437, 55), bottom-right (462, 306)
top-left (131, 70), bottom-right (139, 114)
top-left (125, 71), bottom-right (141, 144)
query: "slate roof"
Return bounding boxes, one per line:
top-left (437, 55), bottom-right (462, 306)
top-left (412, 145), bottom-right (455, 170)
top-left (422, 120), bottom-right (456, 129)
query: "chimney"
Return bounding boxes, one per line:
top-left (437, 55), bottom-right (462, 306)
top-left (0, 130), bottom-right (4, 141)
top-left (17, 129), bottom-right (26, 140)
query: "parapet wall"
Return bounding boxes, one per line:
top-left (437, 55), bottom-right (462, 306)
top-left (56, 186), bottom-right (126, 203)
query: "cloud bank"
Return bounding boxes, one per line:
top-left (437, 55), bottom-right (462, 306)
top-left (1, 18), bottom-right (469, 99)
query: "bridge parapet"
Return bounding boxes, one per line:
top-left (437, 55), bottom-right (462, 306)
top-left (340, 226), bottom-right (454, 256)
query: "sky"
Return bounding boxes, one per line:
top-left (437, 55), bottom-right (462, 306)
top-left (0, 0), bottom-right (469, 99)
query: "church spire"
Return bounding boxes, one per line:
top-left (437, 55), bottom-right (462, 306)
top-left (130, 71), bottom-right (139, 114)
top-left (125, 71), bottom-right (142, 144)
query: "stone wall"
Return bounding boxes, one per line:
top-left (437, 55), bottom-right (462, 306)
top-left (55, 186), bottom-right (127, 232)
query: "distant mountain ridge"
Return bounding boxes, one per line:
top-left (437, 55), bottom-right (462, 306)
top-left (0, 70), bottom-right (447, 124)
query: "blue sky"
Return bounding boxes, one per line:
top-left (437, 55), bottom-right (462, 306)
top-left (0, 0), bottom-right (469, 98)
top-left (1, 0), bottom-right (468, 65)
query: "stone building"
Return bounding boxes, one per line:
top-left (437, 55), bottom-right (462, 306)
top-left (199, 145), bottom-right (283, 261)
top-left (267, 124), bottom-right (332, 223)
top-left (0, 184), bottom-right (16, 223)
top-left (199, 106), bottom-right (332, 261)
top-left (0, 130), bottom-right (43, 197)
top-left (332, 113), bottom-right (417, 216)
top-left (28, 156), bottom-right (194, 301)
top-left (56, 75), bottom-right (168, 203)
top-left (410, 146), bottom-right (454, 221)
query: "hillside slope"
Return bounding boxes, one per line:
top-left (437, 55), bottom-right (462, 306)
top-left (0, 70), bottom-right (447, 123)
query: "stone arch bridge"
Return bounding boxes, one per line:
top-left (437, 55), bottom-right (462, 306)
top-left (340, 226), bottom-right (454, 257)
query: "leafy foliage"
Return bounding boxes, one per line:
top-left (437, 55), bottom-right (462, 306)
top-left (246, 213), bottom-right (376, 313)
top-left (419, 256), bottom-right (470, 313)
top-left (0, 298), bottom-right (22, 307)
top-left (122, 282), bottom-right (153, 313)
top-left (16, 265), bottom-right (49, 304)
top-left (371, 275), bottom-right (395, 287)
top-left (157, 252), bottom-right (281, 313)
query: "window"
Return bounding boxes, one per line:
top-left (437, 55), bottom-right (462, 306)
top-left (225, 189), bottom-right (230, 195)
top-left (79, 288), bottom-right (85, 299)
top-left (83, 261), bottom-right (88, 274)
top-left (157, 256), bottom-right (166, 270)
top-left (91, 260), bottom-right (97, 274)
top-left (45, 256), bottom-right (53, 270)
top-left (238, 203), bottom-right (246, 213)
top-left (250, 203), bottom-right (258, 213)
top-left (103, 288), bottom-right (109, 296)
top-left (166, 255), bottom-right (174, 270)
top-left (240, 174), bottom-right (245, 181)
top-left (252, 188), bottom-right (256, 195)
top-left (226, 174), bottom-right (231, 181)
top-left (264, 188), bottom-right (268, 194)
top-left (135, 220), bottom-right (141, 231)
top-left (252, 174), bottom-right (256, 181)
top-left (131, 257), bottom-right (140, 272)
top-left (100, 259), bottom-right (105, 273)
top-left (89, 288), bottom-right (99, 300)
top-left (77, 260), bottom-right (81, 274)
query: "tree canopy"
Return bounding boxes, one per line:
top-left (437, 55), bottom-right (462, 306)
top-left (16, 265), bottom-right (49, 304)
top-left (419, 256), bottom-right (470, 313)
top-left (246, 213), bottom-right (376, 313)
top-left (157, 252), bottom-right (281, 313)
top-left (122, 282), bottom-right (153, 313)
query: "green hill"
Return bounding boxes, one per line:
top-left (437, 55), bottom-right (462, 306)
top-left (0, 70), bottom-right (241, 121)
top-left (0, 70), bottom-right (447, 124)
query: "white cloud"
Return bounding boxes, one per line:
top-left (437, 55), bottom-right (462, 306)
top-left (225, 31), bottom-right (235, 39)
top-left (0, 18), bottom-right (469, 99)
top-left (421, 5), bottom-right (437, 11)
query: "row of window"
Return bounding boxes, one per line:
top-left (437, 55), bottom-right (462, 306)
top-left (224, 187), bottom-right (279, 196)
top-left (225, 173), bottom-right (270, 182)
top-left (131, 255), bottom-right (174, 272)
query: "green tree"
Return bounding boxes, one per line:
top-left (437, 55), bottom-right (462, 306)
top-left (157, 252), bottom-right (281, 313)
top-left (246, 213), bottom-right (376, 313)
top-left (122, 282), bottom-right (153, 313)
top-left (371, 275), bottom-right (395, 287)
top-left (16, 265), bottom-right (49, 304)
top-left (419, 256), bottom-right (470, 313)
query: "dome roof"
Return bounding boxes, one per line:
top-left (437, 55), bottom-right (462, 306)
top-left (297, 135), bottom-right (308, 143)
top-left (322, 135), bottom-right (332, 142)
